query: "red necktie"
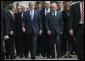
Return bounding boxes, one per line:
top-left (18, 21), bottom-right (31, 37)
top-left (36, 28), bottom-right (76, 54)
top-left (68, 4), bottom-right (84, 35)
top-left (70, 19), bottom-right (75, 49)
top-left (82, 2), bottom-right (84, 24)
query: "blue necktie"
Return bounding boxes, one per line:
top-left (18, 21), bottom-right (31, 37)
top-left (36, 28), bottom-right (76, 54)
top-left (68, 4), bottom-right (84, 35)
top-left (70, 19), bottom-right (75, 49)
top-left (66, 12), bottom-right (70, 16)
top-left (30, 10), bottom-right (34, 21)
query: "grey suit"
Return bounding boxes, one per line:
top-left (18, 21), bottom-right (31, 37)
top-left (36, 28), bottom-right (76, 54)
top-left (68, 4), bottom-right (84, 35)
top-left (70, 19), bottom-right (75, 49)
top-left (46, 11), bottom-right (63, 57)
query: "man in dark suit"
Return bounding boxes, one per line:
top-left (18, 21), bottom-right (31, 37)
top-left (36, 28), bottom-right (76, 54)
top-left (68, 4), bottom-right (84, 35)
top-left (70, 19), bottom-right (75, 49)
top-left (1, 7), bottom-right (9, 60)
top-left (40, 1), bottom-right (51, 58)
top-left (57, 1), bottom-right (64, 13)
top-left (35, 1), bottom-right (42, 11)
top-left (69, 1), bottom-right (84, 60)
top-left (14, 5), bottom-right (25, 58)
top-left (57, 2), bottom-right (66, 56)
top-left (5, 4), bottom-right (16, 59)
top-left (35, 1), bottom-right (42, 56)
top-left (20, 5), bottom-right (27, 58)
top-left (22, 2), bottom-right (42, 59)
top-left (46, 3), bottom-right (63, 58)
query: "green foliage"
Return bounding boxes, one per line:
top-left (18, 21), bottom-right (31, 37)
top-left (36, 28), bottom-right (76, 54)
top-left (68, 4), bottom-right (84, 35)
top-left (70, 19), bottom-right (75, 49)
top-left (1, 1), bottom-right (77, 9)
top-left (1, 1), bottom-right (15, 8)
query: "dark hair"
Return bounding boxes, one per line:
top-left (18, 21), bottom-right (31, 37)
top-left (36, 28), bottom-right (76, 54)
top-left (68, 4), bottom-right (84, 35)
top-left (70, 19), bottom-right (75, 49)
top-left (8, 4), bottom-right (14, 10)
top-left (36, 1), bottom-right (41, 5)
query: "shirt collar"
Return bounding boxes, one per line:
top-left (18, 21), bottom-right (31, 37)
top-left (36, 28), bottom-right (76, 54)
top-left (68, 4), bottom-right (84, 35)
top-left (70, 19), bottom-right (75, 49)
top-left (9, 10), bottom-right (14, 15)
top-left (58, 8), bottom-right (63, 12)
top-left (45, 8), bottom-right (50, 15)
top-left (30, 9), bottom-right (34, 12)
top-left (45, 8), bottom-right (50, 12)
top-left (52, 11), bottom-right (57, 16)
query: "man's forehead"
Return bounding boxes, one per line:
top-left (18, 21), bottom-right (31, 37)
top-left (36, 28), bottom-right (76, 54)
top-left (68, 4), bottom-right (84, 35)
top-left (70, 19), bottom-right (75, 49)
top-left (45, 1), bottom-right (50, 4)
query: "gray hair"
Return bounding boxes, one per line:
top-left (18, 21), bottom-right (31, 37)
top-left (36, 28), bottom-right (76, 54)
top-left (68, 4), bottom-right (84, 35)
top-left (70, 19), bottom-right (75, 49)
top-left (51, 3), bottom-right (57, 7)
top-left (21, 4), bottom-right (26, 8)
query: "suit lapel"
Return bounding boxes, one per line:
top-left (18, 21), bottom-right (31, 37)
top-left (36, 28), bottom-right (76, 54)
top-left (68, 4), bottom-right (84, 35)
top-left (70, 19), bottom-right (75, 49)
top-left (51, 11), bottom-right (59, 19)
top-left (78, 3), bottom-right (81, 19)
top-left (50, 12), bottom-right (56, 21)
top-left (26, 10), bottom-right (31, 21)
top-left (28, 10), bottom-right (36, 21)
top-left (56, 12), bottom-right (59, 18)
top-left (77, 3), bottom-right (81, 18)
top-left (8, 11), bottom-right (15, 21)
top-left (44, 9), bottom-right (46, 17)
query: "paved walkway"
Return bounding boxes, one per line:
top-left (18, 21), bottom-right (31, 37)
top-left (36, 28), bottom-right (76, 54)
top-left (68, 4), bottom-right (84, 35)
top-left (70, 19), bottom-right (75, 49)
top-left (5, 54), bottom-right (78, 60)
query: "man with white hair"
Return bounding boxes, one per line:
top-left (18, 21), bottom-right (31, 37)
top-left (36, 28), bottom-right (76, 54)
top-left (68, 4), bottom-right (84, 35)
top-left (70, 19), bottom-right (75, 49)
top-left (46, 3), bottom-right (63, 58)
top-left (40, 1), bottom-right (51, 58)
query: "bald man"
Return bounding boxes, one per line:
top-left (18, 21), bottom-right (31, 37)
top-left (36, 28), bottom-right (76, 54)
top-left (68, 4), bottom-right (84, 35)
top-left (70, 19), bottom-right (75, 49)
top-left (40, 1), bottom-right (51, 58)
top-left (46, 3), bottom-right (63, 58)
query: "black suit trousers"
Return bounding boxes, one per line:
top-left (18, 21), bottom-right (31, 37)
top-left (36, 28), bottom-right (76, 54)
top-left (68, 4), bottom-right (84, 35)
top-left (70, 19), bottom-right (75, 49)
top-left (75, 25), bottom-right (84, 60)
top-left (5, 35), bottom-right (15, 56)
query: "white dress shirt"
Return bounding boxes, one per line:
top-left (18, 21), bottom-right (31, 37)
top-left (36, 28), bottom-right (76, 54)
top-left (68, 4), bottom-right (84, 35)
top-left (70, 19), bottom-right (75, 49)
top-left (45, 8), bottom-right (50, 16)
top-left (9, 10), bottom-right (15, 19)
top-left (52, 11), bottom-right (57, 16)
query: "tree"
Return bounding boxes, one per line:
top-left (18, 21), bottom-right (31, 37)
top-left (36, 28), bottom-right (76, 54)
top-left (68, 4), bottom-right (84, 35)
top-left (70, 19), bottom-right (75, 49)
top-left (1, 1), bottom-right (15, 8)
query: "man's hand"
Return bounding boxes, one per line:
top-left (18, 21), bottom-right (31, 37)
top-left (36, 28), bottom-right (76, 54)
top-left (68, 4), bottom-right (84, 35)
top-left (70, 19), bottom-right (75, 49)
top-left (4, 35), bottom-right (9, 40)
top-left (47, 30), bottom-right (51, 35)
top-left (22, 27), bottom-right (26, 33)
top-left (10, 31), bottom-right (14, 36)
top-left (69, 29), bottom-right (73, 35)
top-left (39, 30), bottom-right (42, 36)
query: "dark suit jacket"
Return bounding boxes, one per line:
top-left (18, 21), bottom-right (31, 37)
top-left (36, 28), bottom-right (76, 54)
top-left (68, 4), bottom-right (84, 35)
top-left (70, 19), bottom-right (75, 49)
top-left (1, 8), bottom-right (9, 51)
top-left (1, 8), bottom-right (9, 39)
top-left (62, 10), bottom-right (71, 31)
top-left (15, 12), bottom-right (23, 36)
top-left (69, 2), bottom-right (82, 34)
top-left (46, 11), bottom-right (63, 35)
top-left (40, 8), bottom-right (51, 31)
top-left (62, 10), bottom-right (71, 38)
top-left (7, 11), bottom-right (15, 32)
top-left (40, 8), bottom-right (46, 30)
top-left (22, 10), bottom-right (42, 35)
